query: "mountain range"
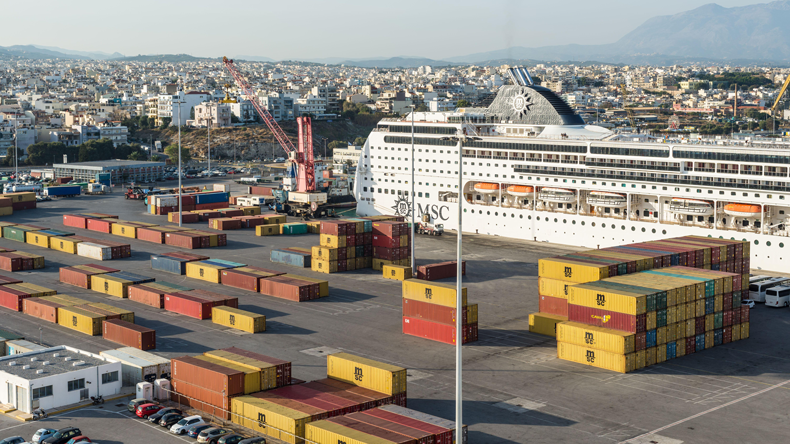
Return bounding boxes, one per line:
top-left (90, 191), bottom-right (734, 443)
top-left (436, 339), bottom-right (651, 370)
top-left (3, 2), bottom-right (790, 67)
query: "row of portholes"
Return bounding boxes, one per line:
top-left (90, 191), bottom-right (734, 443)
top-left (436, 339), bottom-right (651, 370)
top-left (707, 234), bottom-right (784, 248)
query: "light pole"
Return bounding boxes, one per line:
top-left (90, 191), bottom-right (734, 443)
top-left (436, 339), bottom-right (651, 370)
top-left (207, 104), bottom-right (212, 174)
top-left (175, 91), bottom-right (184, 227)
top-left (409, 105), bottom-right (416, 274)
top-left (13, 119), bottom-right (19, 182)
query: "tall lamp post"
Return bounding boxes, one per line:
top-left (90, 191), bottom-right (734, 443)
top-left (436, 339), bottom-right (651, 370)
top-left (207, 104), bottom-right (212, 174)
top-left (439, 133), bottom-right (480, 441)
top-left (409, 105), bottom-right (416, 274)
top-left (175, 91), bottom-right (185, 227)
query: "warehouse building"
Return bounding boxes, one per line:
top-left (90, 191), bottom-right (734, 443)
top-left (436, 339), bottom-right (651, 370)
top-left (0, 345), bottom-right (122, 414)
top-left (53, 159), bottom-right (166, 183)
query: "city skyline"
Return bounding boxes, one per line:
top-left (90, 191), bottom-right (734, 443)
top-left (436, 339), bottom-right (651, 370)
top-left (1, 0), bottom-right (768, 61)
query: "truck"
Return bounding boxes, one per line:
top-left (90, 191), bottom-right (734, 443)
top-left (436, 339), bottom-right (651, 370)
top-left (44, 185), bottom-right (82, 197)
top-left (86, 183), bottom-right (111, 195)
top-left (271, 189), bottom-right (330, 219)
top-left (4, 184), bottom-right (43, 194)
top-left (416, 214), bottom-right (444, 236)
top-left (236, 196), bottom-right (273, 207)
top-left (125, 186), bottom-right (167, 200)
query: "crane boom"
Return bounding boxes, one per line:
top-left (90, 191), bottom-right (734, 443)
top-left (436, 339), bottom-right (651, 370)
top-left (771, 73), bottom-right (790, 116)
top-left (222, 57), bottom-right (297, 155)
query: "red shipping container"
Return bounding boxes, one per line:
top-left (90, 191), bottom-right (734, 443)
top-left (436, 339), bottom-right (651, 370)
top-left (363, 244), bottom-right (373, 257)
top-left (171, 379), bottom-right (231, 420)
top-left (219, 209), bottom-right (244, 218)
top-left (212, 218), bottom-right (242, 230)
top-left (172, 356), bottom-right (245, 396)
top-left (373, 247), bottom-right (400, 261)
top-left (259, 276), bottom-right (311, 302)
top-left (723, 309), bottom-right (733, 327)
top-left (337, 259), bottom-right (347, 272)
top-left (222, 347), bottom-right (291, 388)
top-left (362, 409), bottom-right (454, 444)
top-left (346, 233), bottom-right (357, 247)
top-left (248, 185), bottom-right (275, 196)
top-left (686, 336), bottom-right (696, 355)
top-left (102, 319), bottom-right (155, 350)
top-left (568, 304), bottom-right (646, 333)
top-left (163, 251), bottom-right (210, 261)
top-left (0, 254), bottom-right (23, 272)
top-left (333, 414), bottom-right (431, 444)
top-left (63, 214), bottom-right (93, 229)
top-left (363, 232), bottom-right (372, 245)
top-left (416, 261), bottom-right (466, 281)
top-left (86, 218), bottom-right (114, 233)
top-left (170, 212), bottom-right (200, 224)
top-left (355, 233), bottom-right (364, 247)
top-left (321, 221), bottom-right (347, 236)
top-left (136, 227), bottom-right (166, 244)
top-left (12, 201), bottom-right (36, 210)
top-left (402, 298), bottom-right (473, 325)
top-left (196, 211), bottom-right (221, 221)
top-left (723, 293), bottom-right (733, 312)
top-left (0, 274), bottom-right (22, 285)
top-left (733, 307), bottom-right (741, 325)
top-left (128, 284), bottom-right (167, 308)
top-left (723, 326), bottom-right (732, 344)
top-left (372, 221), bottom-right (404, 237)
top-left (695, 316), bottom-right (705, 336)
top-left (165, 232), bottom-right (201, 249)
top-left (539, 295), bottom-right (568, 317)
top-left (635, 332), bottom-right (646, 351)
top-left (164, 293), bottom-right (214, 319)
top-left (0, 287), bottom-right (30, 311)
top-left (196, 202), bottom-right (227, 210)
top-left (23, 298), bottom-right (61, 323)
top-left (741, 305), bottom-right (750, 323)
top-left (216, 233), bottom-right (227, 247)
top-left (220, 269), bottom-right (262, 292)
top-left (183, 289), bottom-right (238, 308)
top-left (402, 316), bottom-right (478, 344)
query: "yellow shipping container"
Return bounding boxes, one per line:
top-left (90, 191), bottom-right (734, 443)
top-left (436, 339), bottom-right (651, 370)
top-left (568, 284), bottom-right (647, 315)
top-left (666, 322), bottom-right (676, 343)
top-left (634, 350), bottom-right (646, 370)
top-left (311, 259), bottom-right (337, 274)
top-left (50, 236), bottom-right (82, 254)
top-left (90, 275), bottom-right (132, 298)
top-left (89, 303), bottom-right (134, 323)
top-left (233, 396), bottom-right (310, 444)
top-left (14, 283), bottom-right (57, 297)
top-left (684, 302), bottom-right (695, 321)
top-left (205, 350), bottom-right (278, 391)
top-left (240, 206), bottom-right (262, 216)
top-left (528, 312), bottom-right (567, 337)
top-left (111, 223), bottom-right (139, 238)
top-left (212, 306), bottom-right (266, 333)
top-left (705, 330), bottom-right (714, 349)
top-left (741, 322), bottom-right (750, 339)
top-left (307, 421), bottom-right (394, 444)
top-left (185, 261), bottom-right (226, 283)
top-left (705, 313), bottom-right (714, 332)
top-left (372, 258), bottom-right (393, 271)
top-left (538, 277), bottom-right (573, 300)
top-left (656, 344), bottom-right (667, 364)
top-left (320, 234), bottom-right (346, 248)
top-left (25, 231), bottom-right (53, 248)
top-left (396, 258), bottom-right (410, 267)
top-left (714, 294), bottom-right (723, 312)
top-left (645, 347), bottom-right (656, 367)
top-left (57, 307), bottom-right (104, 336)
top-left (732, 324), bottom-right (741, 341)
top-left (675, 339), bottom-right (686, 357)
top-left (538, 257), bottom-right (608, 283)
top-left (667, 305), bottom-right (677, 325)
top-left (0, 207), bottom-right (12, 217)
top-left (327, 352), bottom-right (406, 395)
top-left (557, 342), bottom-right (635, 373)
top-left (695, 299), bottom-right (705, 317)
top-left (657, 326), bottom-right (667, 345)
top-left (355, 257), bottom-right (366, 270)
top-left (646, 311), bottom-right (657, 331)
top-left (4, 192), bottom-right (35, 203)
top-left (256, 224), bottom-right (281, 236)
top-left (685, 319), bottom-right (695, 338)
top-left (304, 221), bottom-right (321, 233)
top-left (556, 321), bottom-right (635, 354)
top-left (286, 275), bottom-right (329, 298)
top-left (311, 246), bottom-right (338, 261)
top-left (605, 275), bottom-right (682, 307)
top-left (402, 279), bottom-right (467, 308)
top-left (194, 355), bottom-right (261, 394)
top-left (263, 215), bottom-right (287, 225)
top-left (382, 265), bottom-right (411, 281)
top-left (467, 303), bottom-right (479, 324)
top-left (675, 321), bottom-right (685, 340)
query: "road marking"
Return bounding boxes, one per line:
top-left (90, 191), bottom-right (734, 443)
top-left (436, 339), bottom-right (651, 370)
top-left (620, 379), bottom-right (790, 443)
top-left (626, 435), bottom-right (683, 444)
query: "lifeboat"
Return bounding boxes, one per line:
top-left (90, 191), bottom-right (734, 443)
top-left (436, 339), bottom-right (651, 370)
top-left (586, 191), bottom-right (627, 208)
top-left (668, 198), bottom-right (713, 216)
top-left (538, 187), bottom-right (575, 203)
top-left (723, 203), bottom-right (762, 217)
top-left (474, 182), bottom-right (500, 194)
top-left (506, 185), bottom-right (534, 197)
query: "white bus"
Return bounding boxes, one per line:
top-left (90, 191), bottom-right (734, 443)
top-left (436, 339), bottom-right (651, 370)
top-left (748, 277), bottom-right (790, 303)
top-left (749, 275), bottom-right (773, 286)
top-left (765, 286), bottom-right (790, 308)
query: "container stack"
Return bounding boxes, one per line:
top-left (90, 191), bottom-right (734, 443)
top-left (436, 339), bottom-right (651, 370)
top-left (90, 272), bottom-right (155, 298)
top-left (230, 352), bottom-right (406, 444)
top-left (59, 264), bottom-right (120, 289)
top-left (416, 260), bottom-right (466, 281)
top-left (128, 282), bottom-right (194, 308)
top-left (310, 219), bottom-right (374, 274)
top-left (148, 191), bottom-right (229, 215)
top-left (3, 192), bottom-right (38, 214)
top-left (18, 293), bottom-right (135, 337)
top-left (401, 279), bottom-right (478, 344)
top-left (164, 290), bottom-right (239, 320)
top-left (530, 236), bottom-right (751, 339)
top-left (172, 347), bottom-right (292, 420)
top-left (371, 220), bottom-right (411, 272)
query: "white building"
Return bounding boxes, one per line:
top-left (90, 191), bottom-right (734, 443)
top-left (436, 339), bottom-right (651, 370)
top-left (99, 126), bottom-right (129, 146)
top-left (259, 93), bottom-right (294, 121)
top-left (229, 100), bottom-right (258, 123)
top-left (0, 346), bottom-right (122, 414)
top-left (156, 91), bottom-right (210, 126)
top-left (192, 103), bottom-right (231, 128)
top-left (295, 94), bottom-right (326, 116)
top-left (333, 144), bottom-right (363, 171)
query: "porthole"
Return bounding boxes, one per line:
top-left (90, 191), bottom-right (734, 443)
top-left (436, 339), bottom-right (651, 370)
top-left (641, 228), bottom-right (646, 232)
top-left (592, 222), bottom-right (596, 227)
top-left (662, 230), bottom-right (667, 235)
top-left (754, 240), bottom-right (759, 245)
top-left (602, 223), bottom-right (606, 228)
top-left (528, 216), bottom-right (532, 220)
top-left (581, 221), bottom-right (585, 226)
top-left (572, 220), bottom-right (576, 225)
top-left (767, 241), bottom-right (771, 246)
top-left (652, 229), bottom-right (656, 234)
top-left (511, 214), bottom-right (515, 218)
top-left (554, 218), bottom-right (558, 223)
top-left (463, 209), bottom-right (467, 213)
top-left (495, 212), bottom-right (498, 216)
top-left (631, 227), bottom-right (636, 231)
top-left (780, 243), bottom-right (784, 248)
top-left (520, 215), bottom-right (523, 219)
top-left (487, 211), bottom-right (490, 215)
top-left (563, 219), bottom-right (567, 224)
top-left (622, 226), bottom-right (626, 230)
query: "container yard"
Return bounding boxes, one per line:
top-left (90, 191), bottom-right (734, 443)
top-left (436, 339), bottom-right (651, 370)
top-left (0, 177), bottom-right (785, 444)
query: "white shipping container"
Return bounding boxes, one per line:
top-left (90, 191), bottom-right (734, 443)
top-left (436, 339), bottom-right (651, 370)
top-left (213, 184), bottom-right (228, 192)
top-left (155, 196), bottom-right (178, 207)
top-left (117, 347), bottom-right (171, 379)
top-left (100, 349), bottom-right (160, 386)
top-left (236, 196), bottom-right (269, 206)
top-left (6, 340), bottom-right (47, 355)
top-left (77, 242), bottom-right (112, 260)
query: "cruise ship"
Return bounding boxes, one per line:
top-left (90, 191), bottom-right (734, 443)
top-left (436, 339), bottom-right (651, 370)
top-left (353, 67), bottom-right (790, 273)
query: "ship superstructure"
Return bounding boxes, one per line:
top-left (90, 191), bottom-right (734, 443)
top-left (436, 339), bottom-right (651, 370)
top-left (353, 80), bottom-right (790, 272)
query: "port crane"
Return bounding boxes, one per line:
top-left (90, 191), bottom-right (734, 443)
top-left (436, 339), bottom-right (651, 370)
top-left (770, 73), bottom-right (790, 131)
top-left (223, 57), bottom-right (327, 217)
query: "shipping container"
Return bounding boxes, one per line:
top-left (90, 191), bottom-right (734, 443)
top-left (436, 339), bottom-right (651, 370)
top-left (327, 352), bottom-right (406, 396)
top-left (164, 232), bottom-right (201, 249)
top-left (212, 306), bottom-right (266, 333)
top-left (271, 249), bottom-right (311, 268)
top-left (567, 304), bottom-right (646, 333)
top-left (99, 349), bottom-right (160, 385)
top-left (538, 294), bottom-right (568, 317)
top-left (401, 279), bottom-right (467, 308)
top-left (185, 261), bottom-right (227, 283)
top-left (102, 319), bottom-right (155, 350)
top-left (231, 395), bottom-right (311, 444)
top-left (528, 312), bottom-right (566, 337)
top-left (403, 298), bottom-right (477, 326)
top-left (216, 347), bottom-right (291, 388)
top-left (193, 355), bottom-right (261, 394)
top-left (57, 306), bottom-right (104, 335)
top-left (556, 321), bottom-right (636, 354)
top-left (172, 378), bottom-right (232, 420)
top-left (416, 261), bottom-right (466, 281)
top-left (172, 355), bottom-right (245, 396)
top-left (259, 276), bottom-right (313, 302)
top-left (402, 317), bottom-right (478, 345)
top-left (77, 242), bottom-right (112, 261)
top-left (557, 342), bottom-right (634, 373)
top-left (164, 293), bottom-right (213, 319)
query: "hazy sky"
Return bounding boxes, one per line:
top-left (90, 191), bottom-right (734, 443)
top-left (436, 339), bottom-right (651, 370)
top-left (2, 0), bottom-right (769, 60)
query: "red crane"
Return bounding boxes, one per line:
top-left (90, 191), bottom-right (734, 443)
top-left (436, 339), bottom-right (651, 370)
top-left (222, 57), bottom-right (315, 192)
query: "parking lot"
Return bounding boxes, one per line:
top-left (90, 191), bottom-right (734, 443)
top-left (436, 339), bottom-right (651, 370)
top-left (0, 180), bottom-right (788, 443)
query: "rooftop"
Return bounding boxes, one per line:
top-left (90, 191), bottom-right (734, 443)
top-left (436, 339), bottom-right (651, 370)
top-left (0, 346), bottom-right (109, 380)
top-left (53, 160), bottom-right (166, 168)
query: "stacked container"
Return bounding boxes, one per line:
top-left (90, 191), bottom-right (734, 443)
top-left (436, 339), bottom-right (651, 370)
top-left (371, 220), bottom-right (411, 271)
top-left (164, 290), bottom-right (238, 319)
top-left (151, 252), bottom-right (209, 275)
top-left (401, 279), bottom-right (478, 344)
top-left (60, 264), bottom-right (120, 289)
top-left (4, 192), bottom-right (36, 212)
top-left (310, 218), bottom-right (377, 274)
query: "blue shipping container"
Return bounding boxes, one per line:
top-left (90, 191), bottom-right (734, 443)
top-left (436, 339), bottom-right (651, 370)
top-left (696, 334), bottom-right (706, 352)
top-left (107, 272), bottom-right (155, 284)
top-left (196, 192), bottom-right (229, 204)
top-left (203, 259), bottom-right (245, 268)
top-left (705, 298), bottom-right (715, 315)
top-left (45, 185), bottom-right (82, 197)
top-left (714, 328), bottom-right (723, 346)
top-left (646, 329), bottom-right (657, 348)
top-left (270, 249), bottom-right (311, 268)
top-left (40, 229), bottom-right (75, 237)
top-left (666, 342), bottom-right (676, 360)
top-left (152, 256), bottom-right (190, 275)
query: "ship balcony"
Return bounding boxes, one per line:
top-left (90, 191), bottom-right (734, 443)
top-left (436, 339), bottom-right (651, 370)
top-left (493, 156), bottom-right (508, 160)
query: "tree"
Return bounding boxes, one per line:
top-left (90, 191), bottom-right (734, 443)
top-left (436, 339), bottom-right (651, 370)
top-left (165, 144), bottom-right (191, 162)
top-left (189, 106), bottom-right (195, 120)
top-left (231, 114), bottom-right (241, 124)
top-left (353, 137), bottom-right (367, 147)
top-left (151, 154), bottom-right (162, 162)
top-left (415, 103), bottom-right (428, 112)
top-left (128, 151), bottom-right (146, 161)
top-left (159, 117), bottom-right (171, 129)
top-left (328, 140), bottom-right (346, 149)
top-left (456, 99), bottom-right (471, 108)
top-left (138, 115), bottom-right (150, 129)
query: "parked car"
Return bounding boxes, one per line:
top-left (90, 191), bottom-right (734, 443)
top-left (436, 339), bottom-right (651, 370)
top-left (170, 415), bottom-right (206, 435)
top-left (159, 413), bottom-right (185, 428)
top-left (32, 429), bottom-right (58, 444)
top-left (0, 437), bottom-right (25, 444)
top-left (136, 403), bottom-right (164, 418)
top-left (218, 435), bottom-right (246, 444)
top-left (65, 437), bottom-right (91, 444)
top-left (148, 407), bottom-right (182, 423)
top-left (128, 398), bottom-right (157, 412)
top-left (742, 300), bottom-right (755, 309)
top-left (42, 427), bottom-right (82, 444)
top-left (186, 424), bottom-right (213, 439)
top-left (238, 438), bottom-right (266, 444)
top-left (197, 427), bottom-right (231, 444)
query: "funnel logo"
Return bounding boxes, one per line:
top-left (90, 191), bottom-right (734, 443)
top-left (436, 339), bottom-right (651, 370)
top-left (591, 314), bottom-right (611, 323)
top-left (511, 88), bottom-right (534, 118)
top-left (392, 195), bottom-right (411, 218)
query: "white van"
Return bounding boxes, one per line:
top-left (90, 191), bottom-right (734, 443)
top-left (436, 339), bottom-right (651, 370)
top-left (765, 285), bottom-right (790, 308)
